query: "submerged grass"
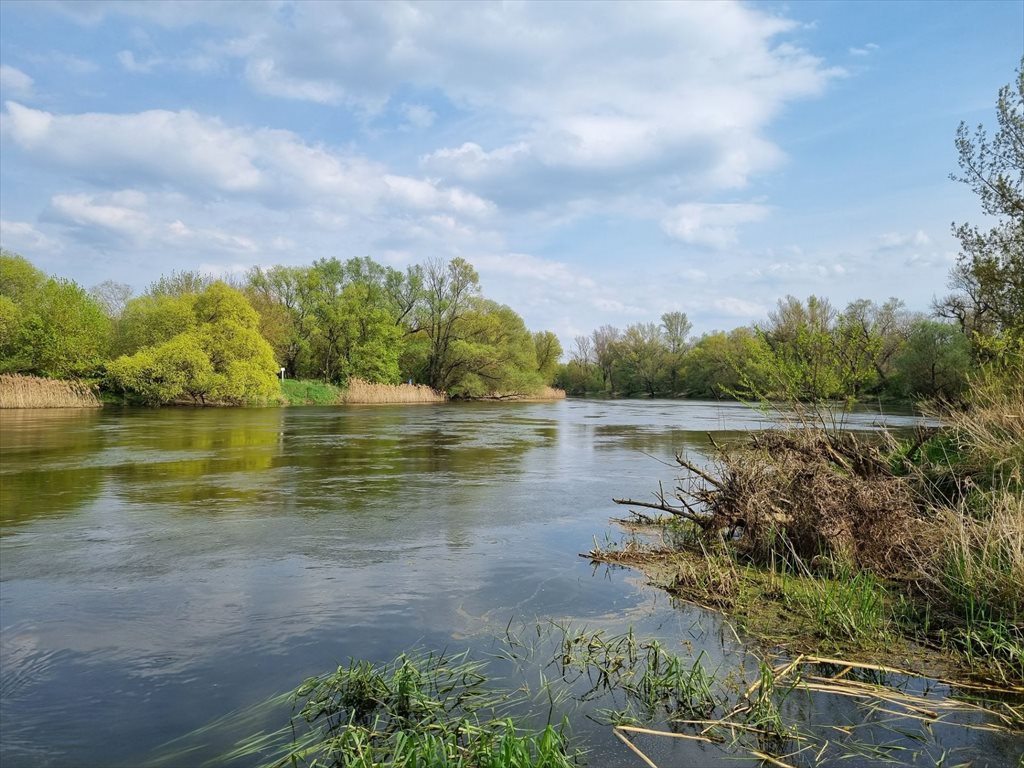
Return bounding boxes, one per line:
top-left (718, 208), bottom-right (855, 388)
top-left (212, 624), bottom-right (1021, 768)
top-left (0, 373), bottom-right (101, 408)
top-left (227, 650), bottom-right (575, 768)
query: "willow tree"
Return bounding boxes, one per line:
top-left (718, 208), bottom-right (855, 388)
top-left (108, 282), bottom-right (279, 405)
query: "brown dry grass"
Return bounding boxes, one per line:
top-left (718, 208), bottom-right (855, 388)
top-left (0, 374), bottom-right (101, 409)
top-left (341, 377), bottom-right (447, 404)
top-left (536, 386), bottom-right (567, 400)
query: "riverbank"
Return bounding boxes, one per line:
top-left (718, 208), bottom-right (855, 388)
top-left (1, 373), bottom-right (565, 408)
top-left (591, 377), bottom-right (1024, 685)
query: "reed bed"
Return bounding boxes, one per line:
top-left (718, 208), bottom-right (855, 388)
top-left (536, 386), bottom-right (567, 400)
top-left (0, 373), bottom-right (101, 408)
top-left (341, 377), bottom-right (447, 404)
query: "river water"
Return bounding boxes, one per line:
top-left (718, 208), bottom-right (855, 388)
top-left (0, 400), bottom-right (1019, 767)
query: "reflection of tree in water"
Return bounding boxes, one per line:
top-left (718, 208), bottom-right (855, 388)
top-left (0, 410), bottom-right (105, 526)
top-left (109, 408), bottom-right (283, 508)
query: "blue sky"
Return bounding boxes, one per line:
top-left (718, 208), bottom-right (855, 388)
top-left (1, 1), bottom-right (1021, 342)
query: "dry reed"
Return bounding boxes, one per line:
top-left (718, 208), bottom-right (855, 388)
top-left (340, 377), bottom-right (447, 404)
top-left (0, 374), bottom-right (101, 409)
top-left (536, 386), bottom-right (567, 400)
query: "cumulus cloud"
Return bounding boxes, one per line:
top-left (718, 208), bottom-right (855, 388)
top-left (46, 2), bottom-right (839, 209)
top-left (1, 101), bottom-right (493, 218)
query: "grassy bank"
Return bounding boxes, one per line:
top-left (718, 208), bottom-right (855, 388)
top-left (0, 373), bottom-right (101, 408)
top-left (596, 373), bottom-right (1024, 684)
top-left (280, 378), bottom-right (344, 405)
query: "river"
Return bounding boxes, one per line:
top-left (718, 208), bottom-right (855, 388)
top-left (0, 400), bottom-right (1019, 767)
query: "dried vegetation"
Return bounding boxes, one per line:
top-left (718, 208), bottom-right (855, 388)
top-left (0, 373), bottom-right (101, 408)
top-left (340, 377), bottom-right (448, 404)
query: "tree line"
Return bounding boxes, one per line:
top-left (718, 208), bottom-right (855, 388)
top-left (555, 299), bottom-right (974, 402)
top-left (0, 253), bottom-right (563, 405)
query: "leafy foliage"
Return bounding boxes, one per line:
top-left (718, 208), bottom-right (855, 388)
top-left (107, 282), bottom-right (279, 404)
top-left (0, 252), bottom-right (111, 378)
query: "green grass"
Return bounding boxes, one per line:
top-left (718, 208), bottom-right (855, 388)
top-left (227, 650), bottom-right (576, 768)
top-left (280, 378), bottom-right (343, 405)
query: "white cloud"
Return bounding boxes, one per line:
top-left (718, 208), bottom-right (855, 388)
top-left (877, 229), bottom-right (931, 249)
top-left (117, 50), bottom-right (163, 74)
top-left (714, 297), bottom-right (768, 318)
top-left (245, 58), bottom-right (346, 105)
top-left (0, 220), bottom-right (62, 253)
top-left (53, 2), bottom-right (838, 207)
top-left (0, 65), bottom-right (34, 98)
top-left (849, 43), bottom-right (880, 57)
top-left (661, 203), bottom-right (770, 248)
top-left (49, 193), bottom-right (151, 238)
top-left (421, 142), bottom-right (531, 182)
top-left (1, 102), bottom-right (493, 219)
top-left (400, 103), bottom-right (436, 130)
top-left (471, 252), bottom-right (594, 289)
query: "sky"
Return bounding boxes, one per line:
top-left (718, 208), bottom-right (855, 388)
top-left (1, 0), bottom-right (1021, 343)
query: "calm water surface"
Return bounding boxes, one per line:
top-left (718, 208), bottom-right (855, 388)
top-left (1, 400), bottom-right (1019, 767)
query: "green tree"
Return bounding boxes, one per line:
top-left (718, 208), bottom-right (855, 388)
top-left (893, 319), bottom-right (972, 400)
top-left (114, 293), bottom-right (196, 357)
top-left (443, 299), bottom-right (542, 398)
top-left (758, 295), bottom-right (843, 401)
top-left (246, 264), bottom-right (316, 377)
top-left (533, 330), bottom-right (563, 383)
top-left (935, 58), bottom-right (1024, 342)
top-left (661, 310), bottom-right (692, 394)
top-left (0, 253), bottom-right (111, 378)
top-left (680, 328), bottom-right (770, 398)
top-left (107, 282), bottom-right (278, 405)
top-left (617, 322), bottom-right (668, 397)
top-left (591, 325), bottom-right (621, 394)
top-left (416, 257), bottom-right (481, 391)
top-left (0, 251), bottom-right (46, 303)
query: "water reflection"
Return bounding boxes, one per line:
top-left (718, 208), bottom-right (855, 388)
top-left (0, 410), bottom-right (106, 526)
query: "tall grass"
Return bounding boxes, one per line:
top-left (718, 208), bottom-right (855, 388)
top-left (536, 386), bottom-right (567, 400)
top-left (0, 373), bottom-right (101, 408)
top-left (341, 378), bottom-right (447, 404)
